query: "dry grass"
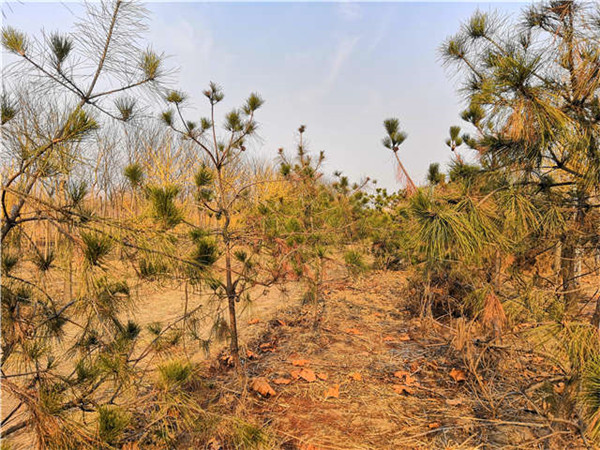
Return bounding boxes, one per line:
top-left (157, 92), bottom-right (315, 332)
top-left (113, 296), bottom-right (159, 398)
top-left (233, 271), bottom-right (587, 449)
top-left (3, 269), bottom-right (593, 448)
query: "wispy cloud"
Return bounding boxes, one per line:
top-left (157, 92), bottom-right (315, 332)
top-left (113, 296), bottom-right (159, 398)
top-left (367, 12), bottom-right (392, 53)
top-left (150, 14), bottom-right (214, 69)
top-left (337, 2), bottom-right (362, 21)
top-left (326, 35), bottom-right (360, 86)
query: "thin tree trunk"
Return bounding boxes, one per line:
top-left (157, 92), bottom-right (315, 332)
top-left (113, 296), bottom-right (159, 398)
top-left (554, 239), bottom-right (562, 287)
top-left (225, 248), bottom-right (241, 370)
top-left (217, 165), bottom-right (241, 371)
top-left (591, 295), bottom-right (600, 333)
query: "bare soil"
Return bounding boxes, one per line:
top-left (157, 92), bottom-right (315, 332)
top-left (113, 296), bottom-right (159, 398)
top-left (3, 270), bottom-right (590, 449)
top-left (228, 271), bottom-right (587, 449)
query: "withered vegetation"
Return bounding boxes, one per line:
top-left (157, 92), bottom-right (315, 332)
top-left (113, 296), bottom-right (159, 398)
top-left (1, 0), bottom-right (600, 448)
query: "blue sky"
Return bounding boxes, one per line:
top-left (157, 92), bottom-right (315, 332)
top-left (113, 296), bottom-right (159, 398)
top-left (3, 2), bottom-right (526, 190)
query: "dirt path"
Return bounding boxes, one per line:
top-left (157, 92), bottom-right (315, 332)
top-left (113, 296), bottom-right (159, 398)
top-left (239, 271), bottom-right (583, 449)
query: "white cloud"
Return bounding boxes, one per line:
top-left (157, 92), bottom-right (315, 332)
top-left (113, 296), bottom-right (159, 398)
top-left (337, 2), bottom-right (362, 21)
top-left (326, 35), bottom-right (360, 86)
top-left (149, 14), bottom-right (214, 70)
top-left (367, 13), bottom-right (392, 53)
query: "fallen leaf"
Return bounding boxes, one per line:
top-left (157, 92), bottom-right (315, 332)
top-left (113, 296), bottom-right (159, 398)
top-left (398, 333), bottom-right (411, 341)
top-left (299, 368), bottom-right (317, 382)
top-left (409, 361), bottom-right (420, 372)
top-left (446, 398), bottom-right (463, 406)
top-left (247, 318), bottom-right (260, 325)
top-left (290, 369), bottom-right (302, 380)
top-left (324, 384), bottom-right (340, 399)
top-left (292, 359), bottom-right (311, 367)
top-left (259, 342), bottom-right (275, 352)
top-left (383, 336), bottom-right (395, 342)
top-left (349, 372), bottom-right (363, 381)
top-left (345, 328), bottom-right (363, 335)
top-left (317, 372), bottom-right (328, 381)
top-left (449, 368), bottom-right (467, 382)
top-left (393, 384), bottom-right (415, 395)
top-left (250, 378), bottom-right (275, 397)
top-left (428, 422), bottom-right (441, 429)
top-left (273, 378), bottom-right (291, 385)
top-left (404, 374), bottom-right (417, 385)
top-left (394, 370), bottom-right (418, 385)
top-left (246, 350), bottom-right (258, 359)
top-left (394, 370), bottom-right (409, 379)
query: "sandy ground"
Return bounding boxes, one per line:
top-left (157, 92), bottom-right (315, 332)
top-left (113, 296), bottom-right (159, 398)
top-left (235, 271), bottom-right (587, 449)
top-left (1, 273), bottom-right (305, 449)
top-left (3, 267), bottom-right (597, 448)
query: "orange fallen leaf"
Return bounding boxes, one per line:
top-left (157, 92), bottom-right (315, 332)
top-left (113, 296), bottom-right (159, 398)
top-left (246, 350), bottom-right (258, 359)
top-left (259, 342), bottom-right (275, 352)
top-left (273, 378), bottom-right (291, 385)
top-left (394, 370), bottom-right (417, 385)
top-left (250, 377), bottom-right (275, 397)
top-left (428, 422), bottom-right (441, 429)
top-left (405, 374), bottom-right (417, 385)
top-left (394, 370), bottom-right (409, 379)
top-left (383, 336), bottom-right (395, 342)
top-left (247, 318), bottom-right (260, 325)
top-left (449, 368), bottom-right (467, 382)
top-left (398, 333), bottom-right (411, 341)
top-left (345, 328), bottom-right (363, 335)
top-left (317, 372), bottom-right (328, 381)
top-left (299, 368), bottom-right (317, 382)
top-left (324, 384), bottom-right (340, 399)
top-left (393, 384), bottom-right (415, 395)
top-left (349, 372), bottom-right (363, 381)
top-left (291, 359), bottom-right (311, 367)
top-left (290, 369), bottom-right (302, 380)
